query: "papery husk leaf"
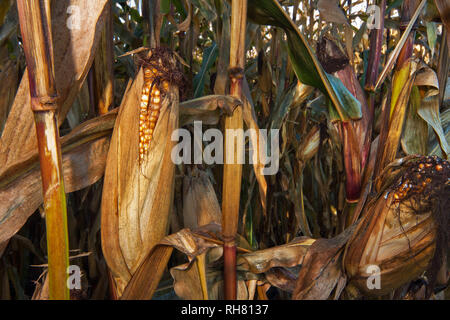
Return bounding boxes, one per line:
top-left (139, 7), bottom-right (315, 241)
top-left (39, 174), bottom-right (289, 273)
top-left (401, 86), bottom-right (428, 155)
top-left (183, 168), bottom-right (221, 229)
top-left (376, 60), bottom-right (417, 175)
top-left (296, 126), bottom-right (320, 164)
top-left (120, 245), bottom-right (173, 300)
top-left (101, 57), bottom-right (179, 296)
top-left (344, 193), bottom-right (436, 296)
top-left (344, 156), bottom-right (448, 296)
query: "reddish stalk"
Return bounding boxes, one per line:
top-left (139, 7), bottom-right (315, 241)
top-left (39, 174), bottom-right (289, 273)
top-left (222, 0), bottom-right (247, 300)
top-left (365, 0), bottom-right (386, 94)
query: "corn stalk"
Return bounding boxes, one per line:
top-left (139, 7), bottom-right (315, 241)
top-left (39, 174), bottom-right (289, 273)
top-left (222, 0), bottom-right (247, 300)
top-left (16, 0), bottom-right (69, 300)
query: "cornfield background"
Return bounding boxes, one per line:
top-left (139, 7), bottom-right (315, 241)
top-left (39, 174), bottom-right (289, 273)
top-left (0, 0), bottom-right (449, 300)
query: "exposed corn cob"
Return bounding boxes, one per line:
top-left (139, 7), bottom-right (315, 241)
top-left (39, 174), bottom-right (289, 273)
top-left (139, 68), bottom-right (159, 162)
top-left (138, 53), bottom-right (171, 163)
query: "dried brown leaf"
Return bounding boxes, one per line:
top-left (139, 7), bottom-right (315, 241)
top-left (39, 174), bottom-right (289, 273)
top-left (0, 0), bottom-right (109, 176)
top-left (292, 225), bottom-right (355, 300)
top-left (183, 168), bottom-right (221, 229)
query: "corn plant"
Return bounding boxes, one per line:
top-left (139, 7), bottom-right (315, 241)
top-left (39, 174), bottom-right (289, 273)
top-left (0, 0), bottom-right (449, 301)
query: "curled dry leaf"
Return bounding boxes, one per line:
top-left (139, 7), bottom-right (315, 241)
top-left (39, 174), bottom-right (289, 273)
top-left (237, 237), bottom-right (315, 275)
top-left (171, 232), bottom-right (316, 299)
top-left (179, 94), bottom-right (241, 127)
top-left (292, 225), bottom-right (355, 300)
top-left (121, 224), bottom-right (223, 300)
top-left (121, 222), bottom-right (316, 300)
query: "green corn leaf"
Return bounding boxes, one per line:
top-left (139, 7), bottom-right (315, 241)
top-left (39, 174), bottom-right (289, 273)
top-left (428, 109), bottom-right (450, 157)
top-left (193, 42), bottom-right (219, 98)
top-left (426, 22), bottom-right (437, 57)
top-left (160, 0), bottom-right (172, 15)
top-left (418, 95), bottom-right (450, 158)
top-left (191, 0), bottom-right (217, 21)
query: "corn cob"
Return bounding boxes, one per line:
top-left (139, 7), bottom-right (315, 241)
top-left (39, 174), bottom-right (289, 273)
top-left (138, 66), bottom-right (170, 163)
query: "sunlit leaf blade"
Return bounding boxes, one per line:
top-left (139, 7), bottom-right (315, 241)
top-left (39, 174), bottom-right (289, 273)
top-left (247, 0), bottom-right (361, 122)
top-left (414, 65), bottom-right (449, 158)
top-left (428, 109), bottom-right (450, 157)
top-left (401, 86), bottom-right (428, 155)
top-left (418, 95), bottom-right (450, 158)
top-left (374, 0), bottom-right (427, 91)
top-left (376, 60), bottom-right (417, 175)
top-left (426, 22), bottom-right (437, 57)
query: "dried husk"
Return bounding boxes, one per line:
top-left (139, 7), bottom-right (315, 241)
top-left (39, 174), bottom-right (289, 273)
top-left (183, 167), bottom-right (221, 229)
top-left (344, 156), bottom-right (449, 296)
top-left (101, 50), bottom-right (180, 296)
